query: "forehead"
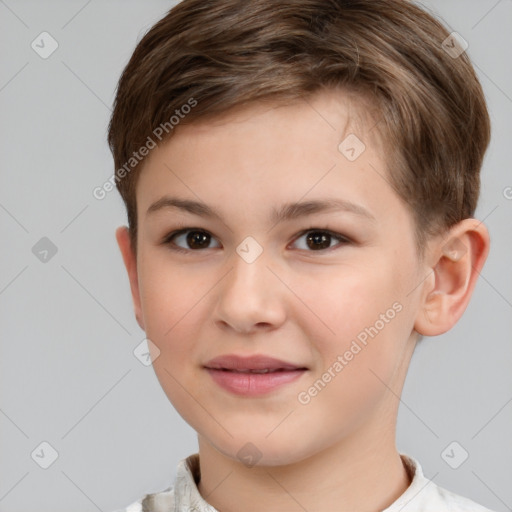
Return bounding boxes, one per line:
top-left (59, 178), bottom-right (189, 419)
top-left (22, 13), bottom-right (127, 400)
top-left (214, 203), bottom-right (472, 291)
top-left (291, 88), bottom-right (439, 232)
top-left (172, 87), bottom-right (384, 149)
top-left (141, 89), bottom-right (386, 173)
top-left (136, 88), bottom-right (401, 222)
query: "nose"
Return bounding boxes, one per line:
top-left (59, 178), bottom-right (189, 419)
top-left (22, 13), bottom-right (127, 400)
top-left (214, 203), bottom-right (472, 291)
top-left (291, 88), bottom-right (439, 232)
top-left (213, 246), bottom-right (287, 335)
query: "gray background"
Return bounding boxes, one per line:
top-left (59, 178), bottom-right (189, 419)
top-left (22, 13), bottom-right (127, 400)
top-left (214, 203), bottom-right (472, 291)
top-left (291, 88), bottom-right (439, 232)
top-left (0, 1), bottom-right (510, 511)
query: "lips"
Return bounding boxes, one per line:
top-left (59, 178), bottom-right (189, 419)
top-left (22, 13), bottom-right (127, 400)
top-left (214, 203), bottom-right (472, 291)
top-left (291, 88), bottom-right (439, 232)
top-left (203, 354), bottom-right (308, 396)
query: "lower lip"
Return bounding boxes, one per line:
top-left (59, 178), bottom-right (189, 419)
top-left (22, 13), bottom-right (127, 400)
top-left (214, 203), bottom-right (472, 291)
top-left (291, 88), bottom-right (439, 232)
top-left (205, 368), bottom-right (306, 396)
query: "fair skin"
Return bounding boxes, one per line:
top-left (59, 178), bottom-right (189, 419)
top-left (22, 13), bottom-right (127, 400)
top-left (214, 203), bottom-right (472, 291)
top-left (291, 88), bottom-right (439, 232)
top-left (116, 89), bottom-right (489, 512)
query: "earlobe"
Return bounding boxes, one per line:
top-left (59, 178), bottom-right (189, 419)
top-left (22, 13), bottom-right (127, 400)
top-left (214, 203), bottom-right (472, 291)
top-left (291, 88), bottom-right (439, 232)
top-left (115, 226), bottom-right (145, 331)
top-left (414, 219), bottom-right (490, 337)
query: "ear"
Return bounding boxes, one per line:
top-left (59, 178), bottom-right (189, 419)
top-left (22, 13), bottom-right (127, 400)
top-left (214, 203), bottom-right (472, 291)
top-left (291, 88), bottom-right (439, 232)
top-left (414, 218), bottom-right (490, 336)
top-left (115, 226), bottom-right (145, 331)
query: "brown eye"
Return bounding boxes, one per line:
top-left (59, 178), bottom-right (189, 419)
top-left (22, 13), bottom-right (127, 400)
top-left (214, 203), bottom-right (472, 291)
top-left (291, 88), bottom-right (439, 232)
top-left (292, 229), bottom-right (351, 252)
top-left (165, 229), bottom-right (221, 252)
top-left (186, 230), bottom-right (211, 249)
top-left (306, 231), bottom-right (332, 250)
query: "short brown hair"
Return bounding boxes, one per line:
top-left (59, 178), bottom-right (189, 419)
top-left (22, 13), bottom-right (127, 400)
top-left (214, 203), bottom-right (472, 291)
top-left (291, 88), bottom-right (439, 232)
top-left (107, 0), bottom-right (490, 254)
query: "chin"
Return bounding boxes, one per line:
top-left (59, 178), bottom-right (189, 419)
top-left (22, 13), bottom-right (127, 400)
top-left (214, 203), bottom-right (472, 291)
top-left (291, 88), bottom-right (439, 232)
top-left (209, 433), bottom-right (316, 468)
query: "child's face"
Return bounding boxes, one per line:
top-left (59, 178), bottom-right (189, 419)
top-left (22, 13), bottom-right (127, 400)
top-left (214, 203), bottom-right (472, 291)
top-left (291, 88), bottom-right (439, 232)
top-left (123, 89), bottom-right (429, 465)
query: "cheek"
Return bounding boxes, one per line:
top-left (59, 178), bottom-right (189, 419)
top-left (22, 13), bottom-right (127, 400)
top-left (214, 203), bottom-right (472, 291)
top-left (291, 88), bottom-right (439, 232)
top-left (295, 312), bottom-right (410, 439)
top-left (138, 258), bottom-right (208, 421)
top-left (138, 254), bottom-right (203, 355)
top-left (291, 260), bottom-right (406, 349)
top-left (292, 261), bottom-right (411, 403)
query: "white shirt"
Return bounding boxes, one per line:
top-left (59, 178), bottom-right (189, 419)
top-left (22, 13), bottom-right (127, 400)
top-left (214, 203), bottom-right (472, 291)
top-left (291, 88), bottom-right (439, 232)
top-left (115, 453), bottom-right (496, 512)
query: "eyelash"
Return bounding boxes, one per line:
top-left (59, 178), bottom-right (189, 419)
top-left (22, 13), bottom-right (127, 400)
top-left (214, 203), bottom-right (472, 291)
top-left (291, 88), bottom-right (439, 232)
top-left (161, 227), bottom-right (353, 254)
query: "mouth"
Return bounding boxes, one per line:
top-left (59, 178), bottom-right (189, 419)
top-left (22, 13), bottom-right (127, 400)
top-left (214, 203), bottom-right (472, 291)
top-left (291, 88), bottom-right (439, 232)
top-left (203, 354), bottom-right (308, 396)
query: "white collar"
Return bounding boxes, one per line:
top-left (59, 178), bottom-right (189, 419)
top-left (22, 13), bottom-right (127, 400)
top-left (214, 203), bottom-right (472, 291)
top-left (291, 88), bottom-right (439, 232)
top-left (138, 452), bottom-right (493, 512)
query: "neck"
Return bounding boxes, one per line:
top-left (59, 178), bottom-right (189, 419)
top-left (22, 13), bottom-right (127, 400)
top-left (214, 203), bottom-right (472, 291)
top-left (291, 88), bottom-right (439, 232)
top-left (196, 422), bottom-right (411, 512)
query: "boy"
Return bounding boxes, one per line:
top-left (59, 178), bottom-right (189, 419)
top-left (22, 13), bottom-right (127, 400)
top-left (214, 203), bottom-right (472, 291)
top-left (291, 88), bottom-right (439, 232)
top-left (109, 0), bottom-right (495, 510)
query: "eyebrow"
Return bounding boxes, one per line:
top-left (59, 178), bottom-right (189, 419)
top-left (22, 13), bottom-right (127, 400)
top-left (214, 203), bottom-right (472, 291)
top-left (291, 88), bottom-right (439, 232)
top-left (146, 196), bottom-right (376, 223)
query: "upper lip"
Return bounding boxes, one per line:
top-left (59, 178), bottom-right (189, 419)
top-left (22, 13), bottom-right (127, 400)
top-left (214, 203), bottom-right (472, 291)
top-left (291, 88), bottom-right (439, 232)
top-left (204, 354), bottom-right (307, 371)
